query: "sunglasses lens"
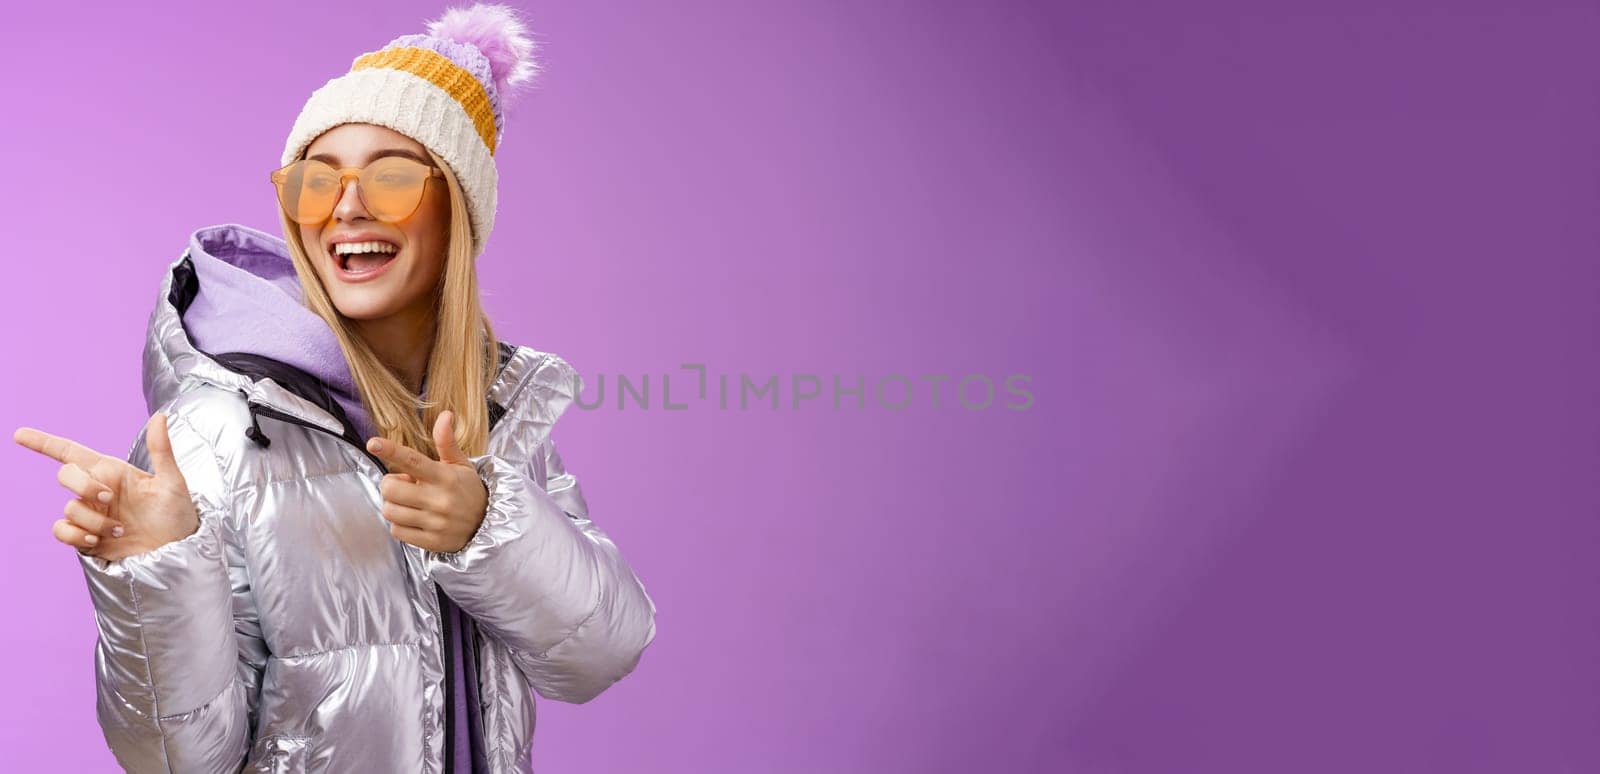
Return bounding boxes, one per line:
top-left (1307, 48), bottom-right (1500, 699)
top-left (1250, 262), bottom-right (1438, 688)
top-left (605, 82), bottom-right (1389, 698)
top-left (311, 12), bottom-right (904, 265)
top-left (362, 157), bottom-right (432, 222)
top-left (271, 157), bottom-right (433, 224)
top-left (274, 160), bottom-right (340, 224)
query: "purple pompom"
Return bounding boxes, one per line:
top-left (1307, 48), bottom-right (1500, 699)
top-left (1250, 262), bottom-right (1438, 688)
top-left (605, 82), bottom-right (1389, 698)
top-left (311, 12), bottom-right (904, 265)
top-left (426, 3), bottom-right (539, 104)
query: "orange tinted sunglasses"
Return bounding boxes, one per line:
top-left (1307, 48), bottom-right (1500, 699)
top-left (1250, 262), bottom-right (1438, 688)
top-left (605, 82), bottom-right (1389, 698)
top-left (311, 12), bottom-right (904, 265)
top-left (270, 157), bottom-right (444, 225)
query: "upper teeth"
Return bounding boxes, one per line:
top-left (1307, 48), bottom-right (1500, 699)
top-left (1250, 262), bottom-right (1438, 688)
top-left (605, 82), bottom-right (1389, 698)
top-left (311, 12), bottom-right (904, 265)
top-left (333, 241), bottom-right (398, 255)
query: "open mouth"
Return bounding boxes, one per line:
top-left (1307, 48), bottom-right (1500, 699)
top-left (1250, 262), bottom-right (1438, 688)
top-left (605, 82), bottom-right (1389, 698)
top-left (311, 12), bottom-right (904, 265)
top-left (331, 241), bottom-right (400, 276)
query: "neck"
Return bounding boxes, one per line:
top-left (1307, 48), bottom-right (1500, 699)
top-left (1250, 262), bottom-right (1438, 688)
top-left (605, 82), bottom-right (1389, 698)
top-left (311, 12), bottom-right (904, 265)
top-left (352, 304), bottom-right (437, 395)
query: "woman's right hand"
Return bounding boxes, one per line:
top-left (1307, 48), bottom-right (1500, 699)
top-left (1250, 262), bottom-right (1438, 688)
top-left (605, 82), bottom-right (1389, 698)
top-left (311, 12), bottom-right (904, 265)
top-left (13, 412), bottom-right (201, 562)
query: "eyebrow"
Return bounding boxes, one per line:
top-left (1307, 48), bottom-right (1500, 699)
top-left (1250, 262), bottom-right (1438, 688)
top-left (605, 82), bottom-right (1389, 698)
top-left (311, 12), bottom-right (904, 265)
top-left (306, 148), bottom-right (431, 166)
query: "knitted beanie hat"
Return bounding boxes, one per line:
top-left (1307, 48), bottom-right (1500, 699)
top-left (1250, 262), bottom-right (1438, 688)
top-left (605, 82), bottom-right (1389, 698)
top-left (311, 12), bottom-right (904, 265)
top-left (280, 3), bottom-right (538, 259)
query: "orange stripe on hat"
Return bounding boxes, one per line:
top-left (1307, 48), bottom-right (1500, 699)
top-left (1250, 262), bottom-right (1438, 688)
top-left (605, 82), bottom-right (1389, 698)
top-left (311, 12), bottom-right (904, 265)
top-left (352, 46), bottom-right (499, 155)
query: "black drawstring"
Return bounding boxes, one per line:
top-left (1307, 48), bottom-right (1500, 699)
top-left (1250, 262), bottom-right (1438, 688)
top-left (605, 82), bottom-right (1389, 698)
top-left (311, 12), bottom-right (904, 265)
top-left (244, 404), bottom-right (272, 448)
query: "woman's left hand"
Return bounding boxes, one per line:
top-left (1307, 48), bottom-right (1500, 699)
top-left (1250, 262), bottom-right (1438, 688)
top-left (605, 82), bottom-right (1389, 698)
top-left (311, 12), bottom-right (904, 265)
top-left (367, 411), bottom-right (488, 553)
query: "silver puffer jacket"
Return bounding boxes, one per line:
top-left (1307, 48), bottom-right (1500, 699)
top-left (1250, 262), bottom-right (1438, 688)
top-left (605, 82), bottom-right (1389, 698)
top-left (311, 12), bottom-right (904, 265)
top-left (76, 251), bottom-right (657, 772)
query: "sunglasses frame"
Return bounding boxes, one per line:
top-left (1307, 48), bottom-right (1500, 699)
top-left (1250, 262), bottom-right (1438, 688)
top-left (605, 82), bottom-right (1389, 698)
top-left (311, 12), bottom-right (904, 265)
top-left (270, 157), bottom-right (445, 225)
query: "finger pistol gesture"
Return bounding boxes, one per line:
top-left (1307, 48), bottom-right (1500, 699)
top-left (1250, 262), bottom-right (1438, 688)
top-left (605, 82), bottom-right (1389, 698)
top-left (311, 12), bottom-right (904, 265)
top-left (14, 412), bottom-right (201, 562)
top-left (367, 410), bottom-right (489, 554)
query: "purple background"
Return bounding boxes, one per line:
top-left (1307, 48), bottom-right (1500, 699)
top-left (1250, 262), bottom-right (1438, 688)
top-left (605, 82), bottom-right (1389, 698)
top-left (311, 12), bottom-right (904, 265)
top-left (2, 1), bottom-right (1595, 771)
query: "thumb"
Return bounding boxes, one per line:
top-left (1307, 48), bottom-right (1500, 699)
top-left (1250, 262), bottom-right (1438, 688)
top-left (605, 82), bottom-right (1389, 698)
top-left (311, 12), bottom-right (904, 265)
top-left (145, 412), bottom-right (184, 481)
top-left (433, 410), bottom-right (469, 465)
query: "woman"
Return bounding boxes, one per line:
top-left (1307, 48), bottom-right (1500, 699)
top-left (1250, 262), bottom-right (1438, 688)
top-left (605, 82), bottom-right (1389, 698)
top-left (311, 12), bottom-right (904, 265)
top-left (12, 4), bottom-right (656, 772)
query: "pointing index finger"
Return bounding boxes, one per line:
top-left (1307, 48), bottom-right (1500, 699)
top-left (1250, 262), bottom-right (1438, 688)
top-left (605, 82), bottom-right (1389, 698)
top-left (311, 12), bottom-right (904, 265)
top-left (367, 438), bottom-right (438, 479)
top-left (14, 427), bottom-right (106, 468)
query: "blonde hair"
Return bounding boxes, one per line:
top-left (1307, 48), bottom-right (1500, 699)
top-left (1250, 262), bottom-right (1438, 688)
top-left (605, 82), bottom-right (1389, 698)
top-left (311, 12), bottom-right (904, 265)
top-left (277, 146), bottom-right (497, 460)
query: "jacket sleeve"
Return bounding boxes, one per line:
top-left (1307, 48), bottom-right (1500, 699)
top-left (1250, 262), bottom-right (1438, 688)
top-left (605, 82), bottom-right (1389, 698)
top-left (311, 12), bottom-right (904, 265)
top-left (425, 436), bottom-right (658, 704)
top-left (76, 411), bottom-right (266, 773)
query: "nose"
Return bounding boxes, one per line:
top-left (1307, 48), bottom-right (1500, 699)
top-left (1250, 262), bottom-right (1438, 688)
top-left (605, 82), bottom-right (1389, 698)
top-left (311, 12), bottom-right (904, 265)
top-left (331, 176), bottom-right (372, 223)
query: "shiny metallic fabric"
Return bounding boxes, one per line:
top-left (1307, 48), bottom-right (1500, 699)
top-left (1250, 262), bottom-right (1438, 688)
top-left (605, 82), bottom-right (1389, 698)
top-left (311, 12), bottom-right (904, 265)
top-left (76, 254), bottom-right (657, 772)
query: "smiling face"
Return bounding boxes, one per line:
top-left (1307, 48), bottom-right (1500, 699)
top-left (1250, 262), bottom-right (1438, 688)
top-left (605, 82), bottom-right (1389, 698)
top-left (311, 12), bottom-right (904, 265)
top-left (298, 123), bottom-right (451, 324)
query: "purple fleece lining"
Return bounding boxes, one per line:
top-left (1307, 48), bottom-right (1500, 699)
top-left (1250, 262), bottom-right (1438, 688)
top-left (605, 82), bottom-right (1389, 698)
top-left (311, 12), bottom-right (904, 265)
top-left (179, 223), bottom-right (377, 442)
top-left (446, 594), bottom-right (489, 772)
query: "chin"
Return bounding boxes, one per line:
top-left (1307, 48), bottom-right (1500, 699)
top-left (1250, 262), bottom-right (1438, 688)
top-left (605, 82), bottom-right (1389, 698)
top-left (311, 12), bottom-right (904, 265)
top-left (329, 294), bottom-right (405, 321)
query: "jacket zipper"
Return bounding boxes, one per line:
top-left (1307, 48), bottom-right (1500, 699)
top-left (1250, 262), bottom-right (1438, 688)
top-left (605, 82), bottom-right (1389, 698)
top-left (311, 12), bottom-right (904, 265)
top-left (239, 397), bottom-right (488, 772)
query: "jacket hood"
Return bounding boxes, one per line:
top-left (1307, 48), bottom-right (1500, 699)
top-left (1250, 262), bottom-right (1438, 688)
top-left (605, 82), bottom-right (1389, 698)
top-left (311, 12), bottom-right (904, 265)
top-left (168, 223), bottom-right (377, 441)
top-left (142, 222), bottom-right (573, 460)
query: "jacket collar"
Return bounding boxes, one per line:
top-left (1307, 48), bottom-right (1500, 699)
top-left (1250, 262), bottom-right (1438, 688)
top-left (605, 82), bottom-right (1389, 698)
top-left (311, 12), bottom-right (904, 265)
top-left (147, 250), bottom-right (572, 447)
